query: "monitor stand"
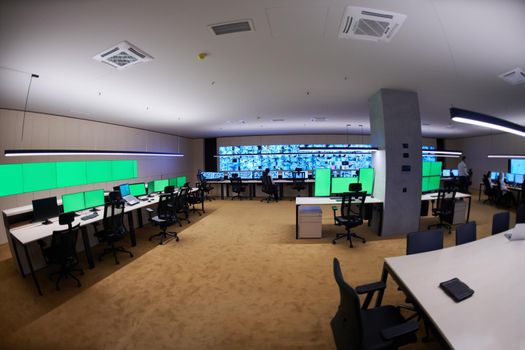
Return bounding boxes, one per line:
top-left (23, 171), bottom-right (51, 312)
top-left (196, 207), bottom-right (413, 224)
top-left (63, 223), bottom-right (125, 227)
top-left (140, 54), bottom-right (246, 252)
top-left (91, 207), bottom-right (100, 212)
top-left (42, 219), bottom-right (53, 225)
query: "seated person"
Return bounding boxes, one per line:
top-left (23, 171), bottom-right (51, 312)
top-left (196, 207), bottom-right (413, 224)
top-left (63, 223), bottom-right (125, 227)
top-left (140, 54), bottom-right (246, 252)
top-left (500, 172), bottom-right (516, 207)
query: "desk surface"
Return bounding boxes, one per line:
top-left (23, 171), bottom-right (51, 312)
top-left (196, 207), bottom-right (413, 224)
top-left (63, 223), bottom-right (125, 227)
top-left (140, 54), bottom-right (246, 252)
top-left (420, 192), bottom-right (471, 201)
top-left (295, 196), bottom-right (383, 205)
top-left (386, 233), bottom-right (525, 349)
top-left (207, 179), bottom-right (315, 184)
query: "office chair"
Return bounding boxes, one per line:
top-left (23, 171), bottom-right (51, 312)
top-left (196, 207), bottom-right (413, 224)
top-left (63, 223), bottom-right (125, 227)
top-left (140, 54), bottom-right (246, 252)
top-left (492, 211), bottom-right (510, 235)
top-left (39, 212), bottom-right (83, 290)
top-left (406, 229), bottom-right (444, 255)
top-left (482, 176), bottom-right (497, 205)
top-left (290, 168), bottom-right (306, 200)
top-left (230, 175), bottom-right (246, 200)
top-left (146, 193), bottom-right (179, 245)
top-left (455, 221), bottom-right (476, 245)
top-left (261, 172), bottom-right (278, 203)
top-left (164, 185), bottom-right (175, 194)
top-left (197, 172), bottom-right (214, 201)
top-left (175, 186), bottom-right (192, 224)
top-left (330, 258), bottom-right (418, 350)
top-left (95, 196), bottom-right (134, 264)
top-left (188, 185), bottom-right (206, 215)
top-left (428, 187), bottom-right (456, 233)
top-left (516, 204), bottom-right (525, 224)
top-left (332, 184), bottom-right (367, 248)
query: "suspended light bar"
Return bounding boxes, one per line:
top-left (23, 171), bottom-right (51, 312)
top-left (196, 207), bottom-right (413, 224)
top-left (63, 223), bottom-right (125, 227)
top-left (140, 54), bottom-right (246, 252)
top-left (487, 155), bottom-right (525, 159)
top-left (422, 150), bottom-right (462, 158)
top-left (298, 146), bottom-right (378, 153)
top-left (4, 149), bottom-right (184, 157)
top-left (450, 107), bottom-right (525, 137)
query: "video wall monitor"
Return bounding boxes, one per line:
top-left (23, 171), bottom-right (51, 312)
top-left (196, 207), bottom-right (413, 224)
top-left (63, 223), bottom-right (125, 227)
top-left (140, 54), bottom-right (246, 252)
top-left (282, 171), bottom-right (293, 179)
top-left (442, 169), bottom-right (451, 177)
top-left (0, 164), bottom-right (23, 196)
top-left (510, 159), bottom-right (525, 175)
top-left (169, 178), bottom-right (178, 187)
top-left (253, 171), bottom-right (263, 179)
top-left (331, 177), bottom-right (358, 195)
top-left (422, 177), bottom-right (430, 192)
top-left (515, 174), bottom-right (524, 185)
top-left (358, 168), bottom-right (374, 196)
top-left (176, 176), bottom-right (187, 186)
top-left (506, 173), bottom-right (515, 183)
top-left (23, 162), bottom-right (57, 192)
top-left (84, 189), bottom-right (105, 210)
top-left (236, 173), bottom-right (252, 180)
top-left (62, 192), bottom-right (86, 214)
top-left (451, 169), bottom-right (459, 177)
top-left (56, 161), bottom-right (87, 187)
top-left (119, 183), bottom-right (131, 197)
top-left (157, 179), bottom-right (169, 192)
top-left (422, 162), bottom-right (432, 177)
top-left (430, 162), bottom-right (442, 176)
top-left (201, 172), bottom-right (223, 180)
top-left (32, 197), bottom-right (59, 224)
top-left (130, 183), bottom-right (147, 197)
top-left (269, 171), bottom-right (279, 179)
top-left (427, 176), bottom-right (441, 192)
top-left (490, 171), bottom-right (499, 181)
top-left (314, 168), bottom-right (331, 197)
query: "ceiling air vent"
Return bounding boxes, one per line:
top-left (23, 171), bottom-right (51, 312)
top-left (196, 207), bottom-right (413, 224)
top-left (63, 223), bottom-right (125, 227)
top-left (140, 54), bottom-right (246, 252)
top-left (93, 41), bottom-right (153, 70)
top-left (271, 118), bottom-right (285, 122)
top-left (499, 68), bottom-right (525, 86)
top-left (311, 117), bottom-right (327, 122)
top-left (339, 6), bottom-right (406, 42)
top-left (209, 20), bottom-right (254, 36)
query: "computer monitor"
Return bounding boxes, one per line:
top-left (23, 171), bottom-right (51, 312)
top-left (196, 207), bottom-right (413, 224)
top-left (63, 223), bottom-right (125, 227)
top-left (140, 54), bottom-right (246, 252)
top-left (515, 174), bottom-right (524, 185)
top-left (119, 183), bottom-right (131, 197)
top-left (442, 169), bottom-right (451, 177)
top-left (148, 179), bottom-right (169, 194)
top-left (314, 168), bottom-right (331, 197)
top-left (331, 177), bottom-right (358, 195)
top-left (269, 171), bottom-right (279, 179)
top-left (84, 189), bottom-right (105, 212)
top-left (32, 197), bottom-right (59, 225)
top-left (505, 173), bottom-right (515, 183)
top-left (282, 171), bottom-right (293, 179)
top-left (130, 183), bottom-right (147, 197)
top-left (358, 168), bottom-right (374, 196)
top-left (427, 176), bottom-right (441, 192)
top-left (253, 171), bottom-right (263, 179)
top-left (62, 192), bottom-right (86, 214)
top-left (490, 171), bottom-right (499, 181)
top-left (510, 159), bottom-right (525, 175)
top-left (451, 169), bottom-right (459, 177)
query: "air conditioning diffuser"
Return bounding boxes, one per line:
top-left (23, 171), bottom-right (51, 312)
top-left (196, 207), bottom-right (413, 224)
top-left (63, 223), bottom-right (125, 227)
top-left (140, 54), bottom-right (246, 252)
top-left (93, 41), bottom-right (153, 70)
top-left (339, 6), bottom-right (406, 42)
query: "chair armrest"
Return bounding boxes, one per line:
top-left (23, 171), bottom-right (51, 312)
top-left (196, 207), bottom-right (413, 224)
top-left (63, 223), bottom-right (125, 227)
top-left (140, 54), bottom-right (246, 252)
top-left (145, 208), bottom-right (154, 213)
top-left (380, 320), bottom-right (419, 341)
top-left (355, 281), bottom-right (386, 294)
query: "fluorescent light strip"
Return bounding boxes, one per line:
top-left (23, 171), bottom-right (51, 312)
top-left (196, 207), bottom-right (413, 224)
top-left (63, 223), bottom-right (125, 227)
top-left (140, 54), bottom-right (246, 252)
top-left (4, 149), bottom-right (184, 157)
top-left (487, 155), bottom-right (525, 159)
top-left (450, 108), bottom-right (525, 137)
top-left (422, 150), bottom-right (462, 158)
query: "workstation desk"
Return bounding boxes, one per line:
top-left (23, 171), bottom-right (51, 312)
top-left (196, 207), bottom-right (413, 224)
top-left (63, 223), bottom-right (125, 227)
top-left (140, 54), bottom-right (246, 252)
top-left (377, 232), bottom-right (525, 349)
top-left (207, 179), bottom-right (315, 199)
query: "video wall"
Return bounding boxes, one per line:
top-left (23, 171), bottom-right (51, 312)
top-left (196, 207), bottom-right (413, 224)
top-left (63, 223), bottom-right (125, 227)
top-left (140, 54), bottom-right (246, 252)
top-left (0, 160), bottom-right (138, 197)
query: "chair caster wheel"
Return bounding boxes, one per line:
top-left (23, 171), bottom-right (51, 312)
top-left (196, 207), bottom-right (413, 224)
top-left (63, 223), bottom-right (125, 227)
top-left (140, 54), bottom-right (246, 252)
top-left (176, 237), bottom-right (179, 242)
top-left (332, 241), bottom-right (336, 245)
top-left (363, 240), bottom-right (366, 243)
top-left (116, 261), bottom-right (120, 265)
top-left (130, 254), bottom-right (134, 257)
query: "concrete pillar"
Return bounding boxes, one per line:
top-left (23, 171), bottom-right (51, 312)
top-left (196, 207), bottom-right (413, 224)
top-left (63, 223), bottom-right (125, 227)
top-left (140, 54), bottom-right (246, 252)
top-left (369, 89), bottom-right (422, 236)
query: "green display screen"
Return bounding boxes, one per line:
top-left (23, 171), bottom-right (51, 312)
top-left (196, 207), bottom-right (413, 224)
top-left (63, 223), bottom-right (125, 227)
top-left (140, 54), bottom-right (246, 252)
top-left (57, 161), bottom-right (87, 187)
top-left (130, 183), bottom-right (147, 197)
top-left (84, 189), bottom-right (105, 209)
top-left (23, 162), bottom-right (57, 192)
top-left (358, 168), bottom-right (374, 195)
top-left (176, 176), bottom-right (187, 187)
top-left (62, 192), bottom-right (86, 213)
top-left (157, 179), bottom-right (169, 192)
top-left (314, 168), bottom-right (331, 197)
top-left (422, 162), bottom-right (431, 177)
top-left (112, 160), bottom-right (137, 180)
top-left (0, 164), bottom-right (23, 196)
top-left (428, 176), bottom-right (441, 191)
top-left (422, 177), bottom-right (430, 192)
top-left (430, 161), bottom-right (442, 176)
top-left (86, 161), bottom-right (112, 183)
top-left (331, 177), bottom-right (358, 194)
top-left (168, 178), bottom-right (177, 187)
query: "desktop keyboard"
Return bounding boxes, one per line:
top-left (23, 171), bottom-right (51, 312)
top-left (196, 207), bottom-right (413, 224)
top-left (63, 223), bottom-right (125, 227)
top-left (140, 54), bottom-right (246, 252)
top-left (81, 213), bottom-right (98, 221)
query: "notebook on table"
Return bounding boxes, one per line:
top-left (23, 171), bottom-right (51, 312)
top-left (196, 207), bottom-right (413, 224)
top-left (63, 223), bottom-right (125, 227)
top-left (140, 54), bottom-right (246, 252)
top-left (439, 278), bottom-right (474, 302)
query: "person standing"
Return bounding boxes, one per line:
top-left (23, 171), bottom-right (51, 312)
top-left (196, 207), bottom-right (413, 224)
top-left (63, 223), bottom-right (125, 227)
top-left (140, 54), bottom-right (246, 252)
top-left (458, 156), bottom-right (469, 193)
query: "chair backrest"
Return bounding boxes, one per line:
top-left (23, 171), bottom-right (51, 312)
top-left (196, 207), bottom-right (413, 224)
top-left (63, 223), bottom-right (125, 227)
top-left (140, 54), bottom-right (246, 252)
top-left (261, 173), bottom-right (271, 192)
top-left (340, 191), bottom-right (366, 219)
top-left (102, 200), bottom-right (126, 236)
top-left (482, 177), bottom-right (492, 195)
top-left (456, 221), bottom-right (476, 245)
top-left (406, 229), bottom-right (443, 255)
top-left (292, 170), bottom-right (305, 184)
top-left (50, 223), bottom-right (81, 263)
top-left (436, 187), bottom-right (456, 214)
top-left (59, 212), bottom-right (75, 228)
top-left (230, 177), bottom-right (243, 192)
top-left (108, 190), bottom-right (122, 202)
top-left (517, 205), bottom-right (525, 224)
top-left (348, 182), bottom-right (362, 192)
top-left (164, 185), bottom-right (175, 194)
top-left (156, 193), bottom-right (173, 219)
top-left (332, 258), bottom-right (363, 349)
top-left (492, 211), bottom-right (510, 235)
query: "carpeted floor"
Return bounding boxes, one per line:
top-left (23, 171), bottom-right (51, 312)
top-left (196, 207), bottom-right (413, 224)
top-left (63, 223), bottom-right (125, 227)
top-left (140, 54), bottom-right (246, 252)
top-left (0, 193), bottom-right (513, 349)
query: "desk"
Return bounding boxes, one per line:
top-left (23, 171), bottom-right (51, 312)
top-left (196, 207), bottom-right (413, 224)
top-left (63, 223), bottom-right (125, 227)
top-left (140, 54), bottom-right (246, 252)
top-left (208, 179), bottom-right (315, 200)
top-left (377, 233), bottom-right (525, 349)
top-left (421, 192), bottom-right (472, 223)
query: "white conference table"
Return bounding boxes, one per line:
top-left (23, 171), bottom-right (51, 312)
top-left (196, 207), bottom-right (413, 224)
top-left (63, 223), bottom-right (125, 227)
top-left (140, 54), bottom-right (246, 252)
top-left (377, 233), bottom-right (525, 349)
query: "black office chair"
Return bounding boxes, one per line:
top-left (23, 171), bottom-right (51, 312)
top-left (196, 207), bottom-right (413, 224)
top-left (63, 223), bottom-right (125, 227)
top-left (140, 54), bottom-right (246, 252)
top-left (95, 197), bottom-right (134, 264)
top-left (164, 185), bottom-right (175, 194)
top-left (290, 169), bottom-right (306, 200)
top-left (197, 172), bottom-right (214, 201)
top-left (146, 193), bottom-right (179, 245)
top-left (455, 221), bottom-right (477, 245)
top-left (39, 212), bottom-right (83, 290)
top-left (406, 229), bottom-right (444, 255)
top-left (516, 204), bottom-right (525, 224)
top-left (175, 186), bottom-right (192, 224)
top-left (330, 258), bottom-right (418, 350)
top-left (482, 176), bottom-right (497, 205)
top-left (230, 175), bottom-right (246, 200)
top-left (428, 187), bottom-right (456, 233)
top-left (492, 211), bottom-right (510, 235)
top-left (188, 185), bottom-right (206, 215)
top-left (332, 184), bottom-right (367, 248)
top-left (261, 172), bottom-right (278, 203)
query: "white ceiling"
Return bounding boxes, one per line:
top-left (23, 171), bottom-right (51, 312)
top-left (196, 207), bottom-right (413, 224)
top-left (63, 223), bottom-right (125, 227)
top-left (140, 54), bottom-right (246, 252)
top-left (0, 0), bottom-right (524, 139)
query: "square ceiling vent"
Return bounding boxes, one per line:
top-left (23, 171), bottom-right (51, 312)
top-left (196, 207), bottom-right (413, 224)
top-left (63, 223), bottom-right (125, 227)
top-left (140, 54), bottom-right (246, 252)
top-left (499, 68), bottom-right (525, 85)
top-left (339, 6), bottom-right (406, 42)
top-left (93, 41), bottom-right (153, 70)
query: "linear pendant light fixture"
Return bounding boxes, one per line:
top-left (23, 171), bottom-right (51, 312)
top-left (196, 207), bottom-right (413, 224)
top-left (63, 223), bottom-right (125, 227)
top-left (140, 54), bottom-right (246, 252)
top-left (450, 107), bottom-right (525, 137)
top-left (298, 145), bottom-right (378, 153)
top-left (487, 154), bottom-right (525, 159)
top-left (422, 150), bottom-right (462, 158)
top-left (4, 149), bottom-right (184, 157)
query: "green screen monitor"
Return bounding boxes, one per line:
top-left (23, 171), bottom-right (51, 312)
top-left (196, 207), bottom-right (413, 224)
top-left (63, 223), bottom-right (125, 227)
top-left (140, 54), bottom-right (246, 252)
top-left (422, 177), bottom-right (430, 192)
top-left (358, 168), bottom-right (374, 196)
top-left (176, 176), bottom-right (187, 187)
top-left (168, 178), bottom-right (177, 187)
top-left (430, 162), bottom-right (443, 176)
top-left (23, 162), bottom-right (57, 192)
top-left (84, 189), bottom-right (105, 211)
top-left (86, 160), bottom-right (112, 183)
top-left (130, 183), bottom-right (147, 197)
top-left (422, 162), bottom-right (431, 177)
top-left (428, 176), bottom-right (441, 192)
top-left (314, 168), bottom-right (331, 197)
top-left (331, 177), bottom-right (358, 195)
top-left (112, 160), bottom-right (137, 180)
top-left (0, 164), bottom-right (23, 196)
top-left (56, 161), bottom-right (87, 187)
top-left (62, 192), bottom-right (86, 213)
top-left (149, 179), bottom-right (169, 193)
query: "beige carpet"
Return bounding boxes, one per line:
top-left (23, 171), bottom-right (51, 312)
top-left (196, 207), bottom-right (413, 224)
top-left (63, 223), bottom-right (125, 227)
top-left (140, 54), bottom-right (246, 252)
top-left (0, 194), bottom-right (512, 350)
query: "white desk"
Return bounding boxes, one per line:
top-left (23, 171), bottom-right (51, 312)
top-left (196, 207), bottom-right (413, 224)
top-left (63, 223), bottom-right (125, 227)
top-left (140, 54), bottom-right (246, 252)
top-left (208, 179), bottom-right (315, 199)
top-left (378, 233), bottom-right (525, 349)
top-left (421, 192), bottom-right (472, 223)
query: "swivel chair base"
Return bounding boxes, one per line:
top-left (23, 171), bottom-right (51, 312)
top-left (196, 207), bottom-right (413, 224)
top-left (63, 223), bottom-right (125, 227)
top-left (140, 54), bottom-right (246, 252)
top-left (99, 244), bottom-right (134, 265)
top-left (149, 230), bottom-right (179, 245)
top-left (428, 222), bottom-right (452, 234)
top-left (261, 194), bottom-right (277, 203)
top-left (49, 265), bottom-right (84, 290)
top-left (332, 230), bottom-right (366, 248)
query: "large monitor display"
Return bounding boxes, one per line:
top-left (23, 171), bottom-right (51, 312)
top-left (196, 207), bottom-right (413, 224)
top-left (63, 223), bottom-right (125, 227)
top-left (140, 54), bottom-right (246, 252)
top-left (358, 168), bottom-right (374, 195)
top-left (510, 159), bottom-right (525, 175)
top-left (331, 177), bottom-right (358, 195)
top-left (314, 168), bottom-right (331, 197)
top-left (422, 161), bottom-right (442, 193)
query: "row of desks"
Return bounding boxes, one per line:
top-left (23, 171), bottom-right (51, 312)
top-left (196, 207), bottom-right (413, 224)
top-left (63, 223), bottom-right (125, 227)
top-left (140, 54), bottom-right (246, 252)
top-left (207, 179), bottom-right (315, 199)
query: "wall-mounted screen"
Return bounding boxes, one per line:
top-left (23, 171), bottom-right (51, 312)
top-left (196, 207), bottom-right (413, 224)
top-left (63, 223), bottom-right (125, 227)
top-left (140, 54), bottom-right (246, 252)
top-left (505, 173), bottom-right (515, 183)
top-left (314, 168), bottom-right (331, 197)
top-left (510, 159), bottom-right (525, 175)
top-left (515, 174), bottom-right (524, 185)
